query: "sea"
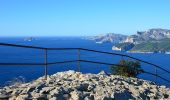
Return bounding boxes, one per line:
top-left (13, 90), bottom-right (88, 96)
top-left (0, 37), bottom-right (170, 87)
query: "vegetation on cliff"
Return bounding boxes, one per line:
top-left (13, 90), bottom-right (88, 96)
top-left (130, 38), bottom-right (170, 52)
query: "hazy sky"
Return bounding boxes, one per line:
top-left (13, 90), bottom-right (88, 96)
top-left (0, 0), bottom-right (170, 36)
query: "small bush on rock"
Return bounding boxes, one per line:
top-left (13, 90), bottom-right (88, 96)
top-left (110, 59), bottom-right (143, 77)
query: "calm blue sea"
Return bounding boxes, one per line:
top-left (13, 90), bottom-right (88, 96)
top-left (0, 37), bottom-right (170, 87)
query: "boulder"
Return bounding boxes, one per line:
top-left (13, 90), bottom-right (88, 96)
top-left (70, 90), bottom-right (83, 100)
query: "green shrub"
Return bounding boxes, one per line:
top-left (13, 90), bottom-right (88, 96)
top-left (110, 59), bottom-right (143, 77)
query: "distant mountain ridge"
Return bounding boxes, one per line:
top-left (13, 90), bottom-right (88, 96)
top-left (85, 33), bottom-right (127, 44)
top-left (86, 28), bottom-right (170, 53)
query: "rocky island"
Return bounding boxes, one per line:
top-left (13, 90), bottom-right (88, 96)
top-left (24, 37), bottom-right (35, 42)
top-left (0, 70), bottom-right (169, 100)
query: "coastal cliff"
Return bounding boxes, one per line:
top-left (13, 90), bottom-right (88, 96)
top-left (86, 28), bottom-right (170, 53)
top-left (118, 29), bottom-right (170, 53)
top-left (0, 70), bottom-right (169, 100)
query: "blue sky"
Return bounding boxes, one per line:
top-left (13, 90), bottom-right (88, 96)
top-left (0, 0), bottom-right (170, 36)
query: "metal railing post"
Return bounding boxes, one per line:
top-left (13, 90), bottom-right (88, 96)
top-left (44, 49), bottom-right (48, 80)
top-left (77, 49), bottom-right (80, 72)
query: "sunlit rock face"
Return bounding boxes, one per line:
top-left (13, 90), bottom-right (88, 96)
top-left (0, 70), bottom-right (170, 100)
top-left (139, 28), bottom-right (170, 40)
top-left (126, 28), bottom-right (170, 43)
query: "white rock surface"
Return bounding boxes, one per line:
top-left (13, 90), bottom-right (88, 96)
top-left (0, 70), bottom-right (170, 100)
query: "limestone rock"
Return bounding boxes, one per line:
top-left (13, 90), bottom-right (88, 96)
top-left (0, 70), bottom-right (169, 100)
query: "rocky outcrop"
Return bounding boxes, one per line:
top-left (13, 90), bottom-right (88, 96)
top-left (113, 42), bottom-right (135, 51)
top-left (0, 70), bottom-right (170, 100)
top-left (112, 46), bottom-right (122, 51)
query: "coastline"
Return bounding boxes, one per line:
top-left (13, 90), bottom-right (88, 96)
top-left (127, 51), bottom-right (154, 54)
top-left (127, 51), bottom-right (170, 54)
top-left (112, 50), bottom-right (170, 54)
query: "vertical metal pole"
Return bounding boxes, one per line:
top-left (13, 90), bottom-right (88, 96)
top-left (77, 49), bottom-right (80, 72)
top-left (155, 67), bottom-right (157, 83)
top-left (44, 49), bottom-right (48, 80)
